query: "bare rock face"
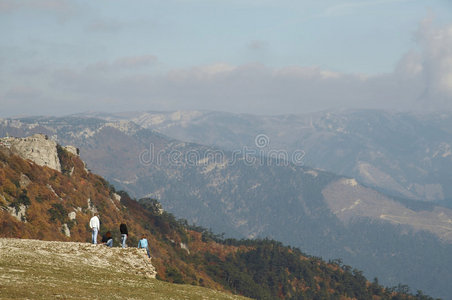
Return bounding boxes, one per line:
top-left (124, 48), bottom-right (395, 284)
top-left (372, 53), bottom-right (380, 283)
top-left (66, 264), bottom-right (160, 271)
top-left (7, 204), bottom-right (27, 222)
top-left (19, 173), bottom-right (31, 188)
top-left (68, 211), bottom-right (77, 221)
top-left (62, 224), bottom-right (71, 237)
top-left (64, 145), bottom-right (79, 156)
top-left (0, 134), bottom-right (61, 172)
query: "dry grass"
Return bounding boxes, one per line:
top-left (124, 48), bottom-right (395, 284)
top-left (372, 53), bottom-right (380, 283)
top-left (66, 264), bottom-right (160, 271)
top-left (0, 238), bottom-right (249, 300)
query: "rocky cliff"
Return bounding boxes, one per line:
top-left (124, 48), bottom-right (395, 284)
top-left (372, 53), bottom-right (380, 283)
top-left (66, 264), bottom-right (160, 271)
top-left (0, 133), bottom-right (78, 172)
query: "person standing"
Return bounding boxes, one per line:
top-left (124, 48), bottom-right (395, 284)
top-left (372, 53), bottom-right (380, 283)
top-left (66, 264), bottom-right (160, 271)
top-left (138, 234), bottom-right (151, 258)
top-left (120, 223), bottom-right (128, 248)
top-left (89, 213), bottom-right (100, 244)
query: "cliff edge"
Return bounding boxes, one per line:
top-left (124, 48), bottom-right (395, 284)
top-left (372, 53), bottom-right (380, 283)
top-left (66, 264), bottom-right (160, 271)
top-left (0, 133), bottom-right (78, 172)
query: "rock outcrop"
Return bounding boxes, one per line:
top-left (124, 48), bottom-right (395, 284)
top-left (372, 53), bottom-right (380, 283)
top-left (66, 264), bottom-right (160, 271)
top-left (0, 134), bottom-right (61, 171)
top-left (0, 134), bottom-right (79, 172)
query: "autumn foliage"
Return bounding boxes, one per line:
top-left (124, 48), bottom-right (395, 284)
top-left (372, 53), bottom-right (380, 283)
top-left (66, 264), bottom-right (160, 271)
top-left (0, 146), bottom-right (436, 300)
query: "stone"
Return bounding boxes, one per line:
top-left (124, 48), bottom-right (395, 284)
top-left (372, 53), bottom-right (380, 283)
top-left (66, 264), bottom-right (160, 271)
top-left (180, 242), bottom-right (190, 254)
top-left (64, 145), bottom-right (79, 156)
top-left (62, 224), bottom-right (70, 237)
top-left (0, 134), bottom-right (61, 172)
top-left (8, 204), bottom-right (27, 222)
top-left (68, 211), bottom-right (76, 221)
top-left (113, 193), bottom-right (121, 202)
top-left (87, 198), bottom-right (98, 214)
top-left (19, 173), bottom-right (31, 189)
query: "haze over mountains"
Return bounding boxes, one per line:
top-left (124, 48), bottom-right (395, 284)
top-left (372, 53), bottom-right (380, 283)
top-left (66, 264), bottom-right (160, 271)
top-left (98, 109), bottom-right (452, 206)
top-left (1, 110), bottom-right (452, 298)
top-left (1, 133), bottom-right (429, 299)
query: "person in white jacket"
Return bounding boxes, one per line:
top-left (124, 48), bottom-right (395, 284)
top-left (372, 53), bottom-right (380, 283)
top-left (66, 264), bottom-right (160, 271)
top-left (89, 213), bottom-right (100, 244)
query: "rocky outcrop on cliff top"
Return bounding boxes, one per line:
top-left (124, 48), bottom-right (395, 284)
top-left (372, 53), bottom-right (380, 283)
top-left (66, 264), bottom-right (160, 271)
top-left (0, 238), bottom-right (156, 278)
top-left (0, 134), bottom-right (77, 172)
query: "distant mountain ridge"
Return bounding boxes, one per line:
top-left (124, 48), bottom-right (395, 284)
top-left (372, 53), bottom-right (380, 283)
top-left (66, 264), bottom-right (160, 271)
top-left (1, 116), bottom-right (452, 298)
top-left (0, 134), bottom-right (429, 300)
top-left (92, 109), bottom-right (452, 205)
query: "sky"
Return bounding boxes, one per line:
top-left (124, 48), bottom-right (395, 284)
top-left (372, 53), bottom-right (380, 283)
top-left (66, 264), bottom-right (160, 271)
top-left (1, 0), bottom-right (452, 117)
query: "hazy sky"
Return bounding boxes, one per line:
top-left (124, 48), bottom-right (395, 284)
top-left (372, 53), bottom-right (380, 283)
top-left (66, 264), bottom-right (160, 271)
top-left (1, 0), bottom-right (452, 117)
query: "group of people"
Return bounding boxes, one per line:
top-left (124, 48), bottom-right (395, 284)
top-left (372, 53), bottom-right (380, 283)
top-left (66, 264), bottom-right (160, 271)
top-left (89, 213), bottom-right (151, 258)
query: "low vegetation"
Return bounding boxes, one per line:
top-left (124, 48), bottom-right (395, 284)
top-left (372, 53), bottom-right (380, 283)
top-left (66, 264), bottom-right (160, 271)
top-left (0, 145), bottom-right (439, 299)
top-left (0, 238), bottom-right (246, 300)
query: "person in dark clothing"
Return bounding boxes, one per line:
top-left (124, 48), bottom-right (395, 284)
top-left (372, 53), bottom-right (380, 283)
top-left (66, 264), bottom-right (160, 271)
top-left (101, 231), bottom-right (113, 247)
top-left (120, 223), bottom-right (128, 248)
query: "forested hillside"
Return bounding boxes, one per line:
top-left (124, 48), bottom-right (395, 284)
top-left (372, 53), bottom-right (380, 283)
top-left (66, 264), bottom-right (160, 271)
top-left (1, 118), bottom-right (451, 299)
top-left (104, 110), bottom-right (452, 205)
top-left (0, 140), bottom-right (436, 299)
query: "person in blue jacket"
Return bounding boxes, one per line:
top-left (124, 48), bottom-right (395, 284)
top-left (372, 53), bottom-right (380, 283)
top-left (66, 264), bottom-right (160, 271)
top-left (138, 234), bottom-right (151, 258)
top-left (101, 231), bottom-right (113, 247)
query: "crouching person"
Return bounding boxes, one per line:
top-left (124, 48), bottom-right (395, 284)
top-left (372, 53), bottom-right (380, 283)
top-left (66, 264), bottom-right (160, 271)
top-left (138, 234), bottom-right (151, 258)
top-left (101, 231), bottom-right (113, 247)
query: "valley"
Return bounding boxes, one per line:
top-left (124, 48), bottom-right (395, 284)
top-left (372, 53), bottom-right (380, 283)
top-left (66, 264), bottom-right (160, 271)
top-left (1, 113), bottom-right (452, 298)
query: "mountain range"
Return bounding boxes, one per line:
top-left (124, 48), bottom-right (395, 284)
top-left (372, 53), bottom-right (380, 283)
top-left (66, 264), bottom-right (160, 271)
top-left (95, 109), bottom-right (452, 206)
top-left (1, 112), bottom-right (451, 298)
top-left (0, 133), bottom-right (429, 299)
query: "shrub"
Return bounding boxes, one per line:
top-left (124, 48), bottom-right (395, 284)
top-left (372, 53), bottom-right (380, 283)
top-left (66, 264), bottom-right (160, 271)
top-left (2, 179), bottom-right (17, 196)
top-left (165, 266), bottom-right (185, 284)
top-left (56, 145), bottom-right (74, 176)
top-left (48, 203), bottom-right (68, 223)
top-left (9, 190), bottom-right (31, 214)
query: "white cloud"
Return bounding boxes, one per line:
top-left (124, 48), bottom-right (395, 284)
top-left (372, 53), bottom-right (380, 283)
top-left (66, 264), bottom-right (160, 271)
top-left (395, 51), bottom-right (423, 77)
top-left (47, 63), bottom-right (392, 114)
top-left (2, 20), bottom-right (452, 117)
top-left (415, 18), bottom-right (452, 95)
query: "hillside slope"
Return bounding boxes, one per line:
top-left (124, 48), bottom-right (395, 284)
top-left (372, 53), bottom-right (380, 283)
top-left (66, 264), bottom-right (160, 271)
top-left (0, 134), bottom-right (435, 299)
top-left (1, 119), bottom-right (452, 298)
top-left (100, 110), bottom-right (452, 205)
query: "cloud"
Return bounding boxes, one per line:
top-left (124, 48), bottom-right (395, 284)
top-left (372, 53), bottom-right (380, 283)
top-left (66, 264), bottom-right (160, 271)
top-left (415, 18), bottom-right (452, 96)
top-left (2, 19), bottom-right (452, 117)
top-left (395, 51), bottom-right (423, 77)
top-left (167, 63), bottom-right (237, 81)
top-left (388, 18), bottom-right (452, 110)
top-left (50, 17), bottom-right (452, 114)
top-left (47, 62), bottom-right (407, 114)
